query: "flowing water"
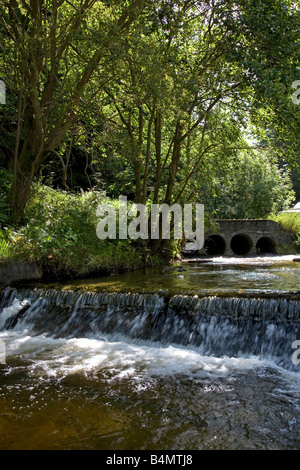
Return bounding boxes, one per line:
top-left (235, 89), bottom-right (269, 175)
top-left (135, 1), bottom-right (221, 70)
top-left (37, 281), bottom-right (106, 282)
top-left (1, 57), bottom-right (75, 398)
top-left (0, 255), bottom-right (300, 450)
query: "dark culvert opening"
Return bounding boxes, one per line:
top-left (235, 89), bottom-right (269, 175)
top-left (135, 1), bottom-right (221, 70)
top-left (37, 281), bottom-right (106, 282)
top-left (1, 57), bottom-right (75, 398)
top-left (256, 237), bottom-right (276, 254)
top-left (230, 234), bottom-right (253, 256)
top-left (204, 235), bottom-right (226, 256)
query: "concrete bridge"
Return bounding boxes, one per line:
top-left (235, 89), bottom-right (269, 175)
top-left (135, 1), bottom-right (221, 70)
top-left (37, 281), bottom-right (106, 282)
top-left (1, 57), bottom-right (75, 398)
top-left (194, 219), bottom-right (295, 257)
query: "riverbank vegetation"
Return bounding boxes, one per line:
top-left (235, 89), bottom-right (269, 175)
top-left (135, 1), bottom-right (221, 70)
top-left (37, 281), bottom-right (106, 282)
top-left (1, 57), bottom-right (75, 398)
top-left (0, 0), bottom-right (299, 276)
top-left (272, 212), bottom-right (300, 235)
top-left (0, 183), bottom-right (164, 277)
top-left (270, 212), bottom-right (300, 253)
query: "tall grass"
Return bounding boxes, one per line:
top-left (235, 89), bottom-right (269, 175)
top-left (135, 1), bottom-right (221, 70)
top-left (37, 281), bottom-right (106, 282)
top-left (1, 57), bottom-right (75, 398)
top-left (269, 211), bottom-right (300, 253)
top-left (270, 212), bottom-right (300, 234)
top-left (0, 233), bottom-right (12, 261)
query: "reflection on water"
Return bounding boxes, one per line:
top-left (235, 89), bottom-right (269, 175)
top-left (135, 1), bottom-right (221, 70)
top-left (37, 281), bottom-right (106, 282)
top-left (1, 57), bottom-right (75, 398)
top-left (21, 255), bottom-right (300, 295)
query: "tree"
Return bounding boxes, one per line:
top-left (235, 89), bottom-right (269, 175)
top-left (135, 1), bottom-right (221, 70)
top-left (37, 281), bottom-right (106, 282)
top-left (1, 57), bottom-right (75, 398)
top-left (228, 0), bottom-right (300, 170)
top-left (1, 0), bottom-right (299, 234)
top-left (92, 0), bottom-right (298, 252)
top-left (199, 149), bottom-right (295, 219)
top-left (0, 0), bottom-right (146, 221)
top-left (101, 0), bottom-right (247, 203)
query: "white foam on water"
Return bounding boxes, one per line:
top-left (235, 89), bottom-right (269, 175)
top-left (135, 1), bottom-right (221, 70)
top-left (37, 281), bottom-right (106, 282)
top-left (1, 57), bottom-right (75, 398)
top-left (0, 331), bottom-right (64, 357)
top-left (0, 299), bottom-right (28, 329)
top-left (0, 331), bottom-right (278, 383)
top-left (212, 255), bottom-right (297, 265)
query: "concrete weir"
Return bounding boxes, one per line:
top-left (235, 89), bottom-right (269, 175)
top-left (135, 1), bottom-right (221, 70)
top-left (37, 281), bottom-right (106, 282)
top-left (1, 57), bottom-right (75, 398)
top-left (198, 219), bottom-right (295, 257)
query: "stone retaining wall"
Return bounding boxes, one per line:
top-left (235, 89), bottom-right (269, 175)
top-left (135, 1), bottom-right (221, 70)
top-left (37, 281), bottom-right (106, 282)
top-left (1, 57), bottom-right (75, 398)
top-left (0, 261), bottom-right (43, 288)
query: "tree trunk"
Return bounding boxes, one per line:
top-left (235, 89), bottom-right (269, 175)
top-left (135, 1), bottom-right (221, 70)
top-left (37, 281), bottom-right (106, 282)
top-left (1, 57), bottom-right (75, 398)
top-left (11, 143), bottom-right (42, 222)
top-left (11, 94), bottom-right (45, 222)
top-left (142, 103), bottom-right (156, 204)
top-left (7, 0), bottom-right (147, 222)
top-left (153, 109), bottom-right (162, 204)
top-left (164, 121), bottom-right (182, 204)
top-left (134, 159), bottom-right (142, 204)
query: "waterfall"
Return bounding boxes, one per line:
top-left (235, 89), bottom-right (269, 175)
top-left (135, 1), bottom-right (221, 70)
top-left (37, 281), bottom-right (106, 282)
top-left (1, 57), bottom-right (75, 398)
top-left (0, 286), bottom-right (299, 371)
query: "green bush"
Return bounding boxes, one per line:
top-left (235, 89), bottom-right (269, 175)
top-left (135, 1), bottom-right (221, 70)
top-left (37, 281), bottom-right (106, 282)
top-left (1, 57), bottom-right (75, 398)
top-left (7, 184), bottom-right (158, 278)
top-left (269, 212), bottom-right (300, 254)
top-left (270, 212), bottom-right (300, 234)
top-left (200, 150), bottom-right (295, 219)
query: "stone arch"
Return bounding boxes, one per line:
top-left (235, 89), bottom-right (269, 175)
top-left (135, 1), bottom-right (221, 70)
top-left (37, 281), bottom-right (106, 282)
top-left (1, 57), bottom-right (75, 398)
top-left (230, 233), bottom-right (253, 255)
top-left (256, 236), bottom-right (276, 254)
top-left (204, 235), bottom-right (226, 256)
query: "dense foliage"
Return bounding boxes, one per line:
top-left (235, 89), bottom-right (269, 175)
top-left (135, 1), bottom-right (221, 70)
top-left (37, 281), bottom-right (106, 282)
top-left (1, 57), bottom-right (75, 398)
top-left (200, 150), bottom-right (295, 219)
top-left (0, 0), bottom-right (299, 271)
top-left (0, 184), bottom-right (161, 276)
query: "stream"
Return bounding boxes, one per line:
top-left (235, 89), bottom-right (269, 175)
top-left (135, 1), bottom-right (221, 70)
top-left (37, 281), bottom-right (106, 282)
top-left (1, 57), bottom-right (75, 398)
top-left (0, 255), bottom-right (299, 450)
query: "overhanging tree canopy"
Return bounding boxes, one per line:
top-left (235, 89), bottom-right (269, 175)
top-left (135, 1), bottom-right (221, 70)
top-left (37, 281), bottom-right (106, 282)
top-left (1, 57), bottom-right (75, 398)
top-left (0, 0), bottom-right (299, 225)
top-left (0, 0), bottom-right (147, 221)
